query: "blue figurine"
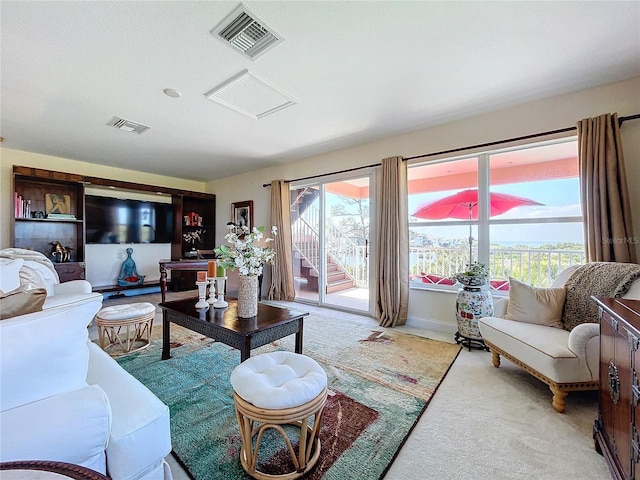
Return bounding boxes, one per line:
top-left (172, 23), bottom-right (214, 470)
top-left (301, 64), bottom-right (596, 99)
top-left (118, 248), bottom-right (145, 286)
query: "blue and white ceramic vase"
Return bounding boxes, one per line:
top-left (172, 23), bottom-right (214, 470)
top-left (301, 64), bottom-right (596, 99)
top-left (455, 276), bottom-right (493, 340)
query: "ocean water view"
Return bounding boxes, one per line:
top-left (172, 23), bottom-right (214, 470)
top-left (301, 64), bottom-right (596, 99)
top-left (491, 240), bottom-right (583, 248)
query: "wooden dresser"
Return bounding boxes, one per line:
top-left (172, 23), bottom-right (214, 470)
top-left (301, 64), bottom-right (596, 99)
top-left (594, 296), bottom-right (640, 480)
top-left (53, 261), bottom-right (85, 282)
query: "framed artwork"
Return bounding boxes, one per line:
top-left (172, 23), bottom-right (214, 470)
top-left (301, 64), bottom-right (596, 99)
top-left (231, 200), bottom-right (253, 235)
top-left (45, 193), bottom-right (71, 215)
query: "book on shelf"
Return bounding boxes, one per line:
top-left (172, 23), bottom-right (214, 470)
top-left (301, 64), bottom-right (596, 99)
top-left (14, 193), bottom-right (31, 218)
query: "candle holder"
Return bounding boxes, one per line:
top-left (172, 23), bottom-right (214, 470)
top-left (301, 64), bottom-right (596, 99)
top-left (195, 281), bottom-right (209, 309)
top-left (213, 276), bottom-right (228, 308)
top-left (207, 277), bottom-right (217, 304)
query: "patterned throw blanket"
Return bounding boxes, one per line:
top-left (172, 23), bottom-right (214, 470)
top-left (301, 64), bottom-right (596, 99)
top-left (562, 262), bottom-right (640, 331)
top-left (0, 248), bottom-right (60, 282)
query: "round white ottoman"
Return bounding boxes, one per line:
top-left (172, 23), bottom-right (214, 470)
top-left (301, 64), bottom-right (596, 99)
top-left (96, 302), bottom-right (155, 356)
top-left (230, 351), bottom-right (328, 480)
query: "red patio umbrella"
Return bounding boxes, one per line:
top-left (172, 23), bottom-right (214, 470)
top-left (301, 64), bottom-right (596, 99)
top-left (412, 189), bottom-right (543, 262)
top-left (413, 189), bottom-right (542, 220)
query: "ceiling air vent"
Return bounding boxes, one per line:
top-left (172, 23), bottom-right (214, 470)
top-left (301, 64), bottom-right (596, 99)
top-left (106, 116), bottom-right (150, 134)
top-left (211, 5), bottom-right (283, 60)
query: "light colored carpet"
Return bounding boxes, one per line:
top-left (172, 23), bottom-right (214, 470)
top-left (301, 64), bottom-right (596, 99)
top-left (97, 293), bottom-right (610, 480)
top-left (385, 344), bottom-right (609, 480)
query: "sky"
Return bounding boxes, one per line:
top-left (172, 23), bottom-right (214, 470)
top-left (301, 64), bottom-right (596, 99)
top-left (312, 176), bottom-right (584, 246)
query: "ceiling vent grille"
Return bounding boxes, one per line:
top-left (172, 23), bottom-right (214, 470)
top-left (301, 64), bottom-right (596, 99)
top-left (106, 116), bottom-right (150, 134)
top-left (211, 5), bottom-right (283, 60)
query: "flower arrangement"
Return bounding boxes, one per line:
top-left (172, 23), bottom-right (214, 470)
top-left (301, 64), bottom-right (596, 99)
top-left (454, 262), bottom-right (490, 287)
top-left (183, 229), bottom-right (205, 245)
top-left (215, 225), bottom-right (277, 276)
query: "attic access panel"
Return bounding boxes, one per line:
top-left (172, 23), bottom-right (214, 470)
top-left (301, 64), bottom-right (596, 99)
top-left (204, 70), bottom-right (297, 120)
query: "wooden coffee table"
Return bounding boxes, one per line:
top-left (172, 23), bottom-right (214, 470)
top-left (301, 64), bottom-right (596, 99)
top-left (160, 298), bottom-right (309, 362)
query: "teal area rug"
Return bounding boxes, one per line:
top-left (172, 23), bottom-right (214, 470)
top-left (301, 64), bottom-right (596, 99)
top-left (117, 315), bottom-right (460, 479)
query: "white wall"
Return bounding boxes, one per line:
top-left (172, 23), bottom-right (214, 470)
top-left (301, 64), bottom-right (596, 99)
top-left (207, 77), bottom-right (640, 329)
top-left (85, 243), bottom-right (171, 287)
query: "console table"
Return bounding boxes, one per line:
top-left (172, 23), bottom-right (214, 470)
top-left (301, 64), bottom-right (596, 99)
top-left (159, 259), bottom-right (264, 303)
top-left (159, 259), bottom-right (210, 302)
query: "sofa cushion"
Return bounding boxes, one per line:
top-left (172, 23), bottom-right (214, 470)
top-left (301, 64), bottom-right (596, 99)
top-left (43, 291), bottom-right (104, 312)
top-left (0, 258), bottom-right (24, 294)
top-left (86, 342), bottom-right (171, 480)
top-left (0, 286), bottom-right (47, 320)
top-left (478, 316), bottom-right (594, 383)
top-left (0, 384), bottom-right (111, 474)
top-left (23, 260), bottom-right (58, 295)
top-left (0, 301), bottom-right (101, 411)
top-left (18, 262), bottom-right (48, 292)
top-left (504, 277), bottom-right (565, 328)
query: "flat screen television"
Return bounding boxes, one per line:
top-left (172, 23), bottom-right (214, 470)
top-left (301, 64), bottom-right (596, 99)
top-left (85, 195), bottom-right (173, 244)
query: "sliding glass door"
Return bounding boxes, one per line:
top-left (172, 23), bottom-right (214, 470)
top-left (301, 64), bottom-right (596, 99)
top-left (290, 172), bottom-right (373, 314)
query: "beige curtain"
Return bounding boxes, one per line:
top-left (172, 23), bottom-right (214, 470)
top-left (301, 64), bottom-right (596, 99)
top-left (577, 113), bottom-right (637, 263)
top-left (375, 156), bottom-right (409, 327)
top-left (268, 180), bottom-right (296, 301)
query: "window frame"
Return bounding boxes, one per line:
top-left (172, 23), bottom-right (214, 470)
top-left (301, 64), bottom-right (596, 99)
top-left (408, 136), bottom-right (583, 292)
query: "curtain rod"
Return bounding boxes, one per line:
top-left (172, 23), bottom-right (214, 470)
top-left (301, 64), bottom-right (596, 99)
top-left (263, 113), bottom-right (639, 187)
top-left (262, 163), bottom-right (381, 187)
top-left (404, 113), bottom-right (639, 162)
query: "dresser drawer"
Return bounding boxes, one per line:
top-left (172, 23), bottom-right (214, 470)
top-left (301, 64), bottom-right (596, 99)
top-left (594, 297), bottom-right (640, 480)
top-left (54, 262), bottom-right (85, 282)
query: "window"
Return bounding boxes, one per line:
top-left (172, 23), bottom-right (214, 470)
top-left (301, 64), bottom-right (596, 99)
top-left (408, 139), bottom-right (584, 290)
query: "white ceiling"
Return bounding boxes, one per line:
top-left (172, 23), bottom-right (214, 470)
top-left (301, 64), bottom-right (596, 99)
top-left (2, 1), bottom-right (639, 182)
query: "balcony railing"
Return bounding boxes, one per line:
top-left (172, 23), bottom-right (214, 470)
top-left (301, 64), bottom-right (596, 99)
top-left (409, 246), bottom-right (585, 289)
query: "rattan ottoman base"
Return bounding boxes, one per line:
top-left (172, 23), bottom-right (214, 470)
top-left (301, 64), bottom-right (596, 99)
top-left (96, 303), bottom-right (155, 356)
top-left (233, 387), bottom-right (327, 480)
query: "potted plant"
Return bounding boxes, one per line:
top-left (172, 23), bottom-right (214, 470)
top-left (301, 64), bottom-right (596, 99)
top-left (215, 225), bottom-right (277, 318)
top-left (214, 225), bottom-right (277, 277)
top-left (454, 261), bottom-right (490, 288)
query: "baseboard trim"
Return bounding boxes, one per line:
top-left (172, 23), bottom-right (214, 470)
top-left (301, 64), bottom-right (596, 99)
top-left (406, 316), bottom-right (457, 335)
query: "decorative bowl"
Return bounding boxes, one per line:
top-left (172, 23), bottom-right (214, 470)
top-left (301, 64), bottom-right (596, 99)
top-left (117, 275), bottom-right (145, 287)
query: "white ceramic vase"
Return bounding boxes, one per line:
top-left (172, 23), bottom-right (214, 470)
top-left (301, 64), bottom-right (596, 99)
top-left (237, 275), bottom-right (259, 318)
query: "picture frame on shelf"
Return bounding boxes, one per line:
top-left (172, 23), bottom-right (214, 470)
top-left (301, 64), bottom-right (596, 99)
top-left (231, 200), bottom-right (253, 236)
top-left (45, 193), bottom-right (71, 215)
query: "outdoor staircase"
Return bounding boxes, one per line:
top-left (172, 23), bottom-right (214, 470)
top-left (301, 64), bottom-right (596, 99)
top-left (293, 240), bottom-right (355, 295)
top-left (291, 186), bottom-right (357, 295)
top-left (291, 187), bottom-right (318, 222)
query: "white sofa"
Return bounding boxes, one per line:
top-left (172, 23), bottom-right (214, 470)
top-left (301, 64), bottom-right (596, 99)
top-left (479, 263), bottom-right (640, 413)
top-left (0, 247), bottom-right (103, 311)
top-left (0, 249), bottom-right (173, 480)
